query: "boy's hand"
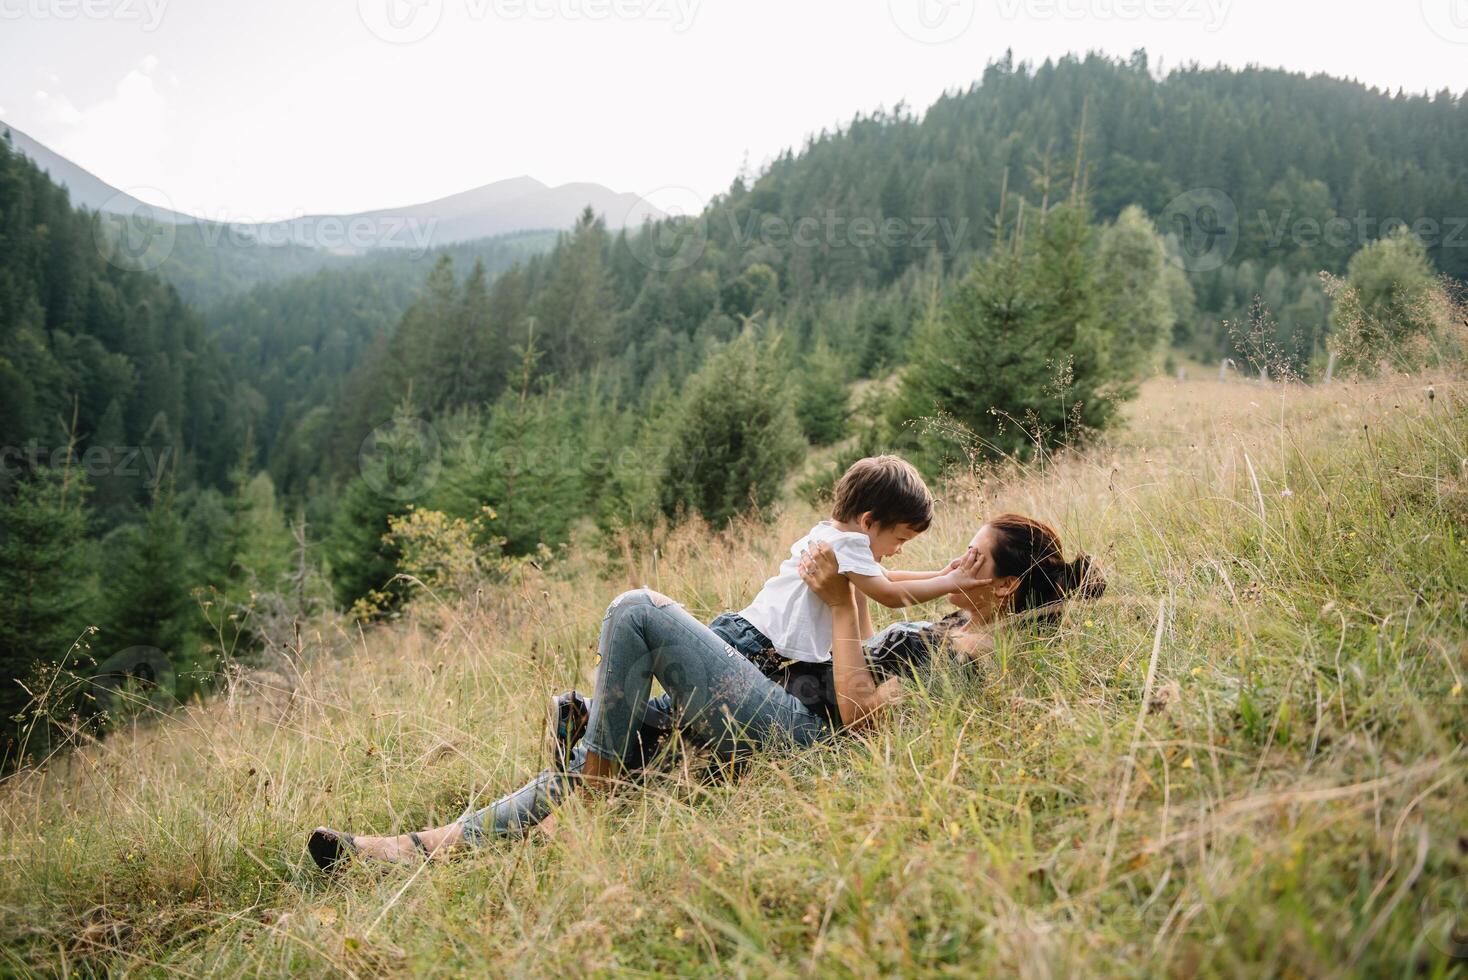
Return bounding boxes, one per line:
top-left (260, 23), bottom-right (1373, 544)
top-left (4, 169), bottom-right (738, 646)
top-left (948, 548), bottom-right (991, 592)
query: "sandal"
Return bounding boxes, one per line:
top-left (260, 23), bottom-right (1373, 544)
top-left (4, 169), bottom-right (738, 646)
top-left (308, 827), bottom-right (432, 870)
top-left (308, 826), bottom-right (358, 871)
top-left (549, 690), bottom-right (590, 770)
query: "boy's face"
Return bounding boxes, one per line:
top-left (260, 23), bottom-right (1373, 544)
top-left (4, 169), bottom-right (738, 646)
top-left (858, 514), bottom-right (923, 560)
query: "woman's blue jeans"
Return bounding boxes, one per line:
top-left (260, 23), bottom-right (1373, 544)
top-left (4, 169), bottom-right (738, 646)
top-left (458, 589), bottom-right (835, 844)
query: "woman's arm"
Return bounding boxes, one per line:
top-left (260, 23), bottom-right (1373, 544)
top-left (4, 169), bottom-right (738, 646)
top-left (829, 596), bottom-right (902, 729)
top-left (857, 591), bottom-right (874, 641)
top-left (800, 543), bottom-right (899, 730)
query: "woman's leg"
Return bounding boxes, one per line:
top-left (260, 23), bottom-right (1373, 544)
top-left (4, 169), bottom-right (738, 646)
top-left (319, 589), bottom-right (825, 863)
top-left (342, 694), bottom-right (678, 861)
top-left (458, 695), bottom-right (676, 845)
top-left (580, 589), bottom-right (832, 780)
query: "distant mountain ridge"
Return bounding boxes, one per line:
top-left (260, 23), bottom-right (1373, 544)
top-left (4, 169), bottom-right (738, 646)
top-left (264, 175), bottom-right (664, 249)
top-left (0, 121), bottom-right (663, 247)
top-left (1, 122), bottom-right (193, 223)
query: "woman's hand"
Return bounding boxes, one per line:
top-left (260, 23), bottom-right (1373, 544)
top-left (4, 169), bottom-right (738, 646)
top-left (798, 541), bottom-right (853, 608)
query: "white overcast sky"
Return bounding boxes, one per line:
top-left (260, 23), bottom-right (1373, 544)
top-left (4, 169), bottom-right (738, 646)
top-left (0, 0), bottom-right (1463, 220)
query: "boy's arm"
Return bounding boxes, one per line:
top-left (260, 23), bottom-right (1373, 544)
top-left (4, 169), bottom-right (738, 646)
top-left (847, 571), bottom-right (955, 609)
top-left (886, 555), bottom-right (965, 582)
top-left (846, 550), bottom-right (988, 610)
top-left (886, 567), bottom-right (953, 583)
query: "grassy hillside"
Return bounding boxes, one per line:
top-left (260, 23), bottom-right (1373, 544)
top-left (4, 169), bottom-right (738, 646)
top-left (1, 371), bottom-right (1464, 976)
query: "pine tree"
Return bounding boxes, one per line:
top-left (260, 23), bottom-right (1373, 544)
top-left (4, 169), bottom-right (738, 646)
top-left (794, 341), bottom-right (853, 446)
top-left (0, 463), bottom-right (94, 744)
top-left (889, 200), bottom-right (1122, 470)
top-left (99, 484), bottom-right (197, 696)
top-left (89, 397), bottom-right (134, 523)
top-left (657, 328), bottom-right (806, 527)
top-left (1327, 228), bottom-right (1447, 373)
top-left (1095, 205), bottom-right (1173, 379)
top-left (326, 476), bottom-right (404, 613)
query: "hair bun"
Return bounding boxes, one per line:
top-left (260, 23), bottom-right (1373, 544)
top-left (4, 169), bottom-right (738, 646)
top-left (1062, 553), bottom-right (1106, 600)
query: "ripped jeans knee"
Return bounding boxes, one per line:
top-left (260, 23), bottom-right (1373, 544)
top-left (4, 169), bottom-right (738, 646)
top-left (605, 588), bottom-right (679, 619)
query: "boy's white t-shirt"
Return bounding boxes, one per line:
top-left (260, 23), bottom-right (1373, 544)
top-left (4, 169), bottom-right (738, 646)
top-left (738, 521), bottom-right (885, 664)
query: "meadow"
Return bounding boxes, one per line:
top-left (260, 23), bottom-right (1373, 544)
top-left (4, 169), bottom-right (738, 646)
top-left (1, 369), bottom-right (1464, 977)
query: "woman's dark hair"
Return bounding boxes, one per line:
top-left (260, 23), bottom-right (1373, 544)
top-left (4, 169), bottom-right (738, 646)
top-left (987, 513), bottom-right (1105, 613)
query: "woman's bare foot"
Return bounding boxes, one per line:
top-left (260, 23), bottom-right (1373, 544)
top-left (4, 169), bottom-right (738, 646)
top-left (341, 822), bottom-right (466, 864)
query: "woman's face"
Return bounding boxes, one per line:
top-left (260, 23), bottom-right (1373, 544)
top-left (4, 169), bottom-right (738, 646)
top-left (946, 524), bottom-right (1017, 623)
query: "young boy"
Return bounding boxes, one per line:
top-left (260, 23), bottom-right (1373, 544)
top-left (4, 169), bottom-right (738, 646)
top-left (710, 454), bottom-right (982, 673)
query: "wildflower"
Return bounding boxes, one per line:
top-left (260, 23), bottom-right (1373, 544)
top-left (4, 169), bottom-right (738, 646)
top-left (1181, 757), bottom-right (1194, 770)
top-left (674, 927), bottom-right (688, 941)
top-left (1452, 682), bottom-right (1464, 698)
top-left (1084, 619), bottom-right (1095, 629)
top-left (1279, 488), bottom-right (1293, 498)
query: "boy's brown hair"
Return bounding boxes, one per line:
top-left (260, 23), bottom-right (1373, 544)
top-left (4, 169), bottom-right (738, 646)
top-left (831, 455), bottom-right (933, 532)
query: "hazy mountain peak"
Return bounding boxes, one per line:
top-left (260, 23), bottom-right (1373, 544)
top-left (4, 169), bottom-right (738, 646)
top-left (1, 125), bottom-right (661, 247)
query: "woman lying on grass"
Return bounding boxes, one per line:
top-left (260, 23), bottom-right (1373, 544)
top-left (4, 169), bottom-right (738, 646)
top-left (307, 514), bottom-right (1104, 868)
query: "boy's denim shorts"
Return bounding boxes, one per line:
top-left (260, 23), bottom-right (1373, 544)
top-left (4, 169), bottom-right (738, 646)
top-left (708, 612), bottom-right (788, 678)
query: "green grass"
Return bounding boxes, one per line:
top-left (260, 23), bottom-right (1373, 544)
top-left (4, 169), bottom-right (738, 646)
top-left (1, 373), bottom-right (1465, 977)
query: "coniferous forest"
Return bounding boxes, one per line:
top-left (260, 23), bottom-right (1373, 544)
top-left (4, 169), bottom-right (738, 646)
top-left (2, 51), bottom-right (1466, 758)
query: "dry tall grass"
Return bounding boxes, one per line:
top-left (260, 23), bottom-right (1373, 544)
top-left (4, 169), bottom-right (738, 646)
top-left (1, 372), bottom-right (1465, 976)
